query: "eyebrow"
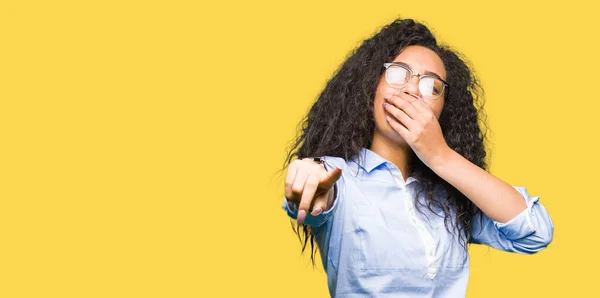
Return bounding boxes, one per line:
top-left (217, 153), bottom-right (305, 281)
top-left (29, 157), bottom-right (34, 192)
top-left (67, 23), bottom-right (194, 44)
top-left (391, 61), bottom-right (446, 82)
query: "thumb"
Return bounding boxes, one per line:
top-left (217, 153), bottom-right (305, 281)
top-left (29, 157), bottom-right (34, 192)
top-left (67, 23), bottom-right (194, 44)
top-left (319, 167), bottom-right (342, 190)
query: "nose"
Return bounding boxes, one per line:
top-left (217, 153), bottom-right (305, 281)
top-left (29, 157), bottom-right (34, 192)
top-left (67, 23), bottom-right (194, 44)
top-left (398, 74), bottom-right (422, 99)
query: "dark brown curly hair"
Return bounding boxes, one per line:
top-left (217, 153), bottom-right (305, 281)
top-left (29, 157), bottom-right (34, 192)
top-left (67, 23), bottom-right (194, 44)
top-left (283, 17), bottom-right (490, 265)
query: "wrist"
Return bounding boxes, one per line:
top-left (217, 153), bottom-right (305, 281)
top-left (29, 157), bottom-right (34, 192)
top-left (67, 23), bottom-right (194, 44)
top-left (427, 146), bottom-right (455, 172)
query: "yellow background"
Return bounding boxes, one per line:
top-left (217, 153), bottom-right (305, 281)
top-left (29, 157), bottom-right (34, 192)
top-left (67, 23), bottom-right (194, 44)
top-left (1, 0), bottom-right (598, 297)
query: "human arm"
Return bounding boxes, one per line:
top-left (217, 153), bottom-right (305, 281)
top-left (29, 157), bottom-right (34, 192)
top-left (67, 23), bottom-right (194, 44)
top-left (468, 186), bottom-right (553, 253)
top-left (383, 93), bottom-right (553, 252)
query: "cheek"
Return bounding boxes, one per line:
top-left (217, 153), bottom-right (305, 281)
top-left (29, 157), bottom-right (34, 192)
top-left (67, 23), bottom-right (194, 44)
top-left (373, 80), bottom-right (389, 116)
top-left (373, 96), bottom-right (385, 123)
top-left (433, 100), bottom-right (445, 120)
top-left (435, 106), bottom-right (443, 119)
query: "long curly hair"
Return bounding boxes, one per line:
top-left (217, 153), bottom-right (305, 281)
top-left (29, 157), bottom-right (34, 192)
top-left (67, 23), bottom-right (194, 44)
top-left (283, 17), bottom-right (490, 265)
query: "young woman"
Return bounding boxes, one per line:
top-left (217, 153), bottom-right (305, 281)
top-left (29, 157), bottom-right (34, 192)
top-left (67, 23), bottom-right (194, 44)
top-left (281, 18), bottom-right (554, 297)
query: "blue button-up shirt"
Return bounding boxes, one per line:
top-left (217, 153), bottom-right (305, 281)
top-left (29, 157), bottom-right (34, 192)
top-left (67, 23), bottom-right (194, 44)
top-left (283, 148), bottom-right (554, 297)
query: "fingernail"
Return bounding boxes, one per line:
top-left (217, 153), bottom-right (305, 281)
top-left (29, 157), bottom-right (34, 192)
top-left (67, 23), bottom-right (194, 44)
top-left (297, 209), bottom-right (306, 225)
top-left (384, 94), bottom-right (392, 99)
top-left (385, 115), bottom-right (391, 121)
top-left (311, 208), bottom-right (323, 216)
top-left (382, 102), bottom-right (389, 108)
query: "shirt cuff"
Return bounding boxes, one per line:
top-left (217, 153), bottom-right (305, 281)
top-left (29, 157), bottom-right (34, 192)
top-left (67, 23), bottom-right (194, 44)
top-left (493, 186), bottom-right (539, 240)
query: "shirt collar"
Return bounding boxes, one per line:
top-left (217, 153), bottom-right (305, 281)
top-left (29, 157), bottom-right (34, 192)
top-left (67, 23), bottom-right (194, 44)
top-left (352, 147), bottom-right (420, 184)
top-left (352, 147), bottom-right (388, 173)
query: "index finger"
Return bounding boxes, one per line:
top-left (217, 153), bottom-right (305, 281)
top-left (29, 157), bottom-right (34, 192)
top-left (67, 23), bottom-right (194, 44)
top-left (318, 167), bottom-right (342, 190)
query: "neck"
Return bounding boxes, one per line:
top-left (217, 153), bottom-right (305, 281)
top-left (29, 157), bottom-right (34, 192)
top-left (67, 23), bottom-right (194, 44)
top-left (370, 131), bottom-right (414, 180)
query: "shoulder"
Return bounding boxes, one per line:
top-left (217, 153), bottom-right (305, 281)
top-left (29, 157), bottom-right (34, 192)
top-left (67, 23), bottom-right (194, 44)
top-left (321, 155), bottom-right (361, 174)
top-left (321, 156), bottom-right (347, 169)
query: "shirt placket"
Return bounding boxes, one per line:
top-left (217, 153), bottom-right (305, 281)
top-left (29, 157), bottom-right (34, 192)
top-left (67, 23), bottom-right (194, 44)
top-left (390, 170), bottom-right (438, 279)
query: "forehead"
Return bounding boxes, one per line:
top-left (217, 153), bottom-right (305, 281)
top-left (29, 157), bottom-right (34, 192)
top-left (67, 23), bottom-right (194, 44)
top-left (392, 45), bottom-right (446, 79)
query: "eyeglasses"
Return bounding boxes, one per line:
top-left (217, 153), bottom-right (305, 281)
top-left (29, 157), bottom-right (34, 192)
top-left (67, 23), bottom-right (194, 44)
top-left (383, 62), bottom-right (448, 100)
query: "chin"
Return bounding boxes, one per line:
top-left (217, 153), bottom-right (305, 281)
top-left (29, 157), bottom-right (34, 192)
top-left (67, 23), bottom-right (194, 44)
top-left (387, 132), bottom-right (408, 146)
top-left (376, 125), bottom-right (409, 146)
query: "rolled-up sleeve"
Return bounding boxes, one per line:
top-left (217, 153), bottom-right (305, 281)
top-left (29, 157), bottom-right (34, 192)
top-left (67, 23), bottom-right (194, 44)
top-left (469, 186), bottom-right (554, 254)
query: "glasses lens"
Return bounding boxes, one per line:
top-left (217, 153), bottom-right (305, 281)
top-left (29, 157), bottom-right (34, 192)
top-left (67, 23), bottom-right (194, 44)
top-left (386, 65), bottom-right (410, 88)
top-left (419, 77), bottom-right (445, 98)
